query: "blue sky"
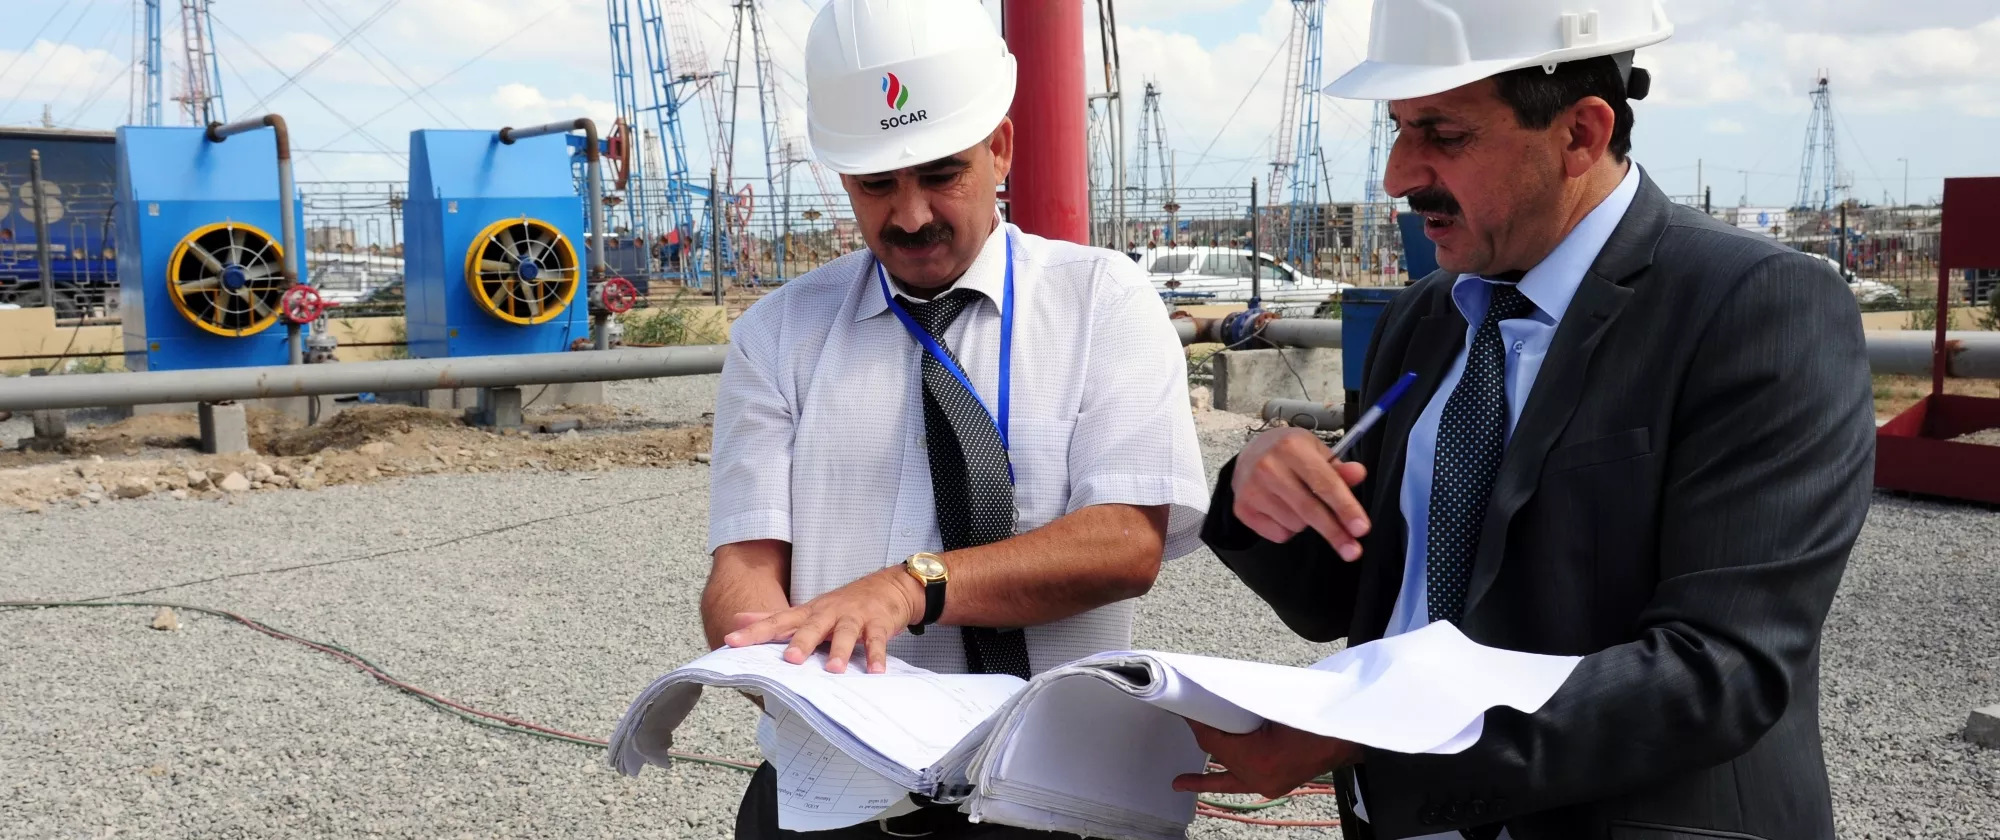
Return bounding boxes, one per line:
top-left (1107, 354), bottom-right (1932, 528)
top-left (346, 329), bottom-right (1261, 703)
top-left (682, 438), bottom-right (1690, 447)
top-left (2, 0), bottom-right (1994, 207)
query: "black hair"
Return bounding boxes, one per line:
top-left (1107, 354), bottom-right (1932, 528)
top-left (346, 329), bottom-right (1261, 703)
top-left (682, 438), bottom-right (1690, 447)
top-left (1491, 55), bottom-right (1641, 162)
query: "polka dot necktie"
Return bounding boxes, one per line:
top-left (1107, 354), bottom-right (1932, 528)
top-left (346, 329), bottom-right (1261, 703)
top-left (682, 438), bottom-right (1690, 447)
top-left (901, 290), bottom-right (1032, 680)
top-left (1424, 283), bottom-right (1535, 627)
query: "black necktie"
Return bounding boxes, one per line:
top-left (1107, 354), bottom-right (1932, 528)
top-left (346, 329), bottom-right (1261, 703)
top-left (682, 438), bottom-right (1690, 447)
top-left (1425, 283), bottom-right (1535, 626)
top-left (900, 289), bottom-right (1032, 680)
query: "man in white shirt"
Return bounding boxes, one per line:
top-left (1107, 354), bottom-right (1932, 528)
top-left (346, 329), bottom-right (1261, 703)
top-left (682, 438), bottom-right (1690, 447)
top-left (702, 1), bottom-right (1206, 837)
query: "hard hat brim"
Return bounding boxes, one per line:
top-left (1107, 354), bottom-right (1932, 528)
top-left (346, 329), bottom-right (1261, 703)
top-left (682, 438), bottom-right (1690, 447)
top-left (1321, 58), bottom-right (1526, 102)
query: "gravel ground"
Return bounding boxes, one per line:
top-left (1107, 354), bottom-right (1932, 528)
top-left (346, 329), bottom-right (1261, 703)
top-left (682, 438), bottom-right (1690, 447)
top-left (1, 412), bottom-right (1995, 839)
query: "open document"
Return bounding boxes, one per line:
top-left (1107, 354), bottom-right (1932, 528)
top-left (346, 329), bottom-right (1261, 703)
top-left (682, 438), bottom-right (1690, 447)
top-left (608, 621), bottom-right (1581, 840)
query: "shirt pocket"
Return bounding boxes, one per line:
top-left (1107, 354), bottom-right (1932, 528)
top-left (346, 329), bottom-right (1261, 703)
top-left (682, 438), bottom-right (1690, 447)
top-left (1007, 418), bottom-right (1077, 532)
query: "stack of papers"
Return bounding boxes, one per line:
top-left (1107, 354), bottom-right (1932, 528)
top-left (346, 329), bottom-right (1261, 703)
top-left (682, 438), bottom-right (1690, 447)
top-left (608, 622), bottom-right (1580, 840)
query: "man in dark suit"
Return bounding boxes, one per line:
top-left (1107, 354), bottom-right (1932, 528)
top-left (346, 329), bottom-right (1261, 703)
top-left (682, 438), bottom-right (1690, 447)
top-left (1170, 4), bottom-right (1876, 839)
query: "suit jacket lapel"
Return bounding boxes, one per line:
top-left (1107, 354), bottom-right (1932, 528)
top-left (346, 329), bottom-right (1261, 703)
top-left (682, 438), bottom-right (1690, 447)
top-left (1353, 289), bottom-right (1466, 643)
top-left (1461, 171), bottom-right (1669, 618)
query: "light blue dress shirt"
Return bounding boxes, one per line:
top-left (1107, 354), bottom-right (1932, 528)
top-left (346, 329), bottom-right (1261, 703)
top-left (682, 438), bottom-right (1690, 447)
top-left (1386, 163), bottom-right (1642, 639)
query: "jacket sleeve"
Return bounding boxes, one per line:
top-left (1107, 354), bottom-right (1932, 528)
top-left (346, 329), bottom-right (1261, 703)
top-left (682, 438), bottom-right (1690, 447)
top-left (1357, 252), bottom-right (1876, 838)
top-left (1200, 287), bottom-right (1406, 643)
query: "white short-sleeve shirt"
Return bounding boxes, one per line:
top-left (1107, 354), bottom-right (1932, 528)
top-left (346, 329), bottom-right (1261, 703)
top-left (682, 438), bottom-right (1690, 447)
top-left (708, 221), bottom-right (1209, 675)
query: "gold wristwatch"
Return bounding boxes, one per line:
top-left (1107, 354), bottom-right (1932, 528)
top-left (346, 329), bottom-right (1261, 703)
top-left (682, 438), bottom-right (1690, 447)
top-left (903, 552), bottom-right (949, 635)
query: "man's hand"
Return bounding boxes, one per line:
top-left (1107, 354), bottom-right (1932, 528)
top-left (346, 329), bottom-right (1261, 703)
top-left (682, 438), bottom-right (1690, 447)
top-left (1232, 428), bottom-right (1370, 558)
top-left (724, 566), bottom-right (924, 674)
top-left (1171, 720), bottom-right (1361, 800)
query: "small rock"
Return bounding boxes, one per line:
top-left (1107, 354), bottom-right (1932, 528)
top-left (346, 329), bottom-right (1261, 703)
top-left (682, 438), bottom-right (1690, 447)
top-left (694, 452), bottom-right (713, 464)
top-left (308, 455), bottom-right (324, 467)
top-left (151, 607), bottom-right (179, 631)
top-left (200, 489), bottom-right (225, 502)
top-left (82, 491), bottom-right (104, 503)
top-left (272, 462), bottom-right (297, 478)
top-left (394, 527), bottom-right (410, 537)
top-left (218, 472), bottom-right (252, 493)
top-left (73, 464), bottom-right (89, 478)
top-left (85, 482), bottom-right (104, 495)
top-left (358, 441), bottom-right (392, 456)
top-left (186, 469), bottom-right (211, 489)
top-left (1190, 385), bottom-right (1214, 412)
top-left (264, 474), bottom-right (293, 488)
top-left (21, 503), bottom-right (43, 515)
top-left (298, 466), bottom-right (316, 480)
top-left (112, 478), bottom-right (153, 499)
top-left (250, 463), bottom-right (275, 482)
top-left (561, 429), bottom-right (580, 441)
top-left (89, 455), bottom-right (104, 464)
top-left (72, 499), bottom-right (91, 510)
top-left (296, 477), bottom-right (323, 491)
top-left (457, 449), bottom-right (474, 457)
top-left (481, 450), bottom-right (498, 459)
top-left (169, 489), bottom-right (190, 501)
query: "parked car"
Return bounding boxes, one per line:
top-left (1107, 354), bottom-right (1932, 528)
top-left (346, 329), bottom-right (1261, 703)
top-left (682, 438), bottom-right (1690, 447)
top-left (1806, 253), bottom-right (1901, 306)
top-left (1132, 246), bottom-right (1350, 309)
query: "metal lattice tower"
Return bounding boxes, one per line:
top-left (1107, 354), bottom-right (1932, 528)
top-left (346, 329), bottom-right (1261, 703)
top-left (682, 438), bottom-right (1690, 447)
top-left (140, 0), bottom-right (165, 125)
top-left (1281, 0), bottom-right (1325, 269)
top-left (1133, 82), bottom-right (1173, 245)
top-left (171, 0), bottom-right (227, 126)
top-left (1794, 73), bottom-right (1838, 212)
top-left (1359, 101), bottom-right (1391, 269)
top-left (607, 0), bottom-right (711, 280)
top-left (710, 0), bottom-right (787, 282)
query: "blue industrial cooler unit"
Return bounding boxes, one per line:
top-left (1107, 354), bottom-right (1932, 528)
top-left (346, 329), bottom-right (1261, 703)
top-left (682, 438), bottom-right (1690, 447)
top-left (115, 124), bottom-right (306, 371)
top-left (402, 129), bottom-right (591, 358)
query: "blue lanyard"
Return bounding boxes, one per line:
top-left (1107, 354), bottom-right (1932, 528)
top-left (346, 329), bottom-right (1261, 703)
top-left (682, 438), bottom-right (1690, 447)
top-left (877, 232), bottom-right (1015, 479)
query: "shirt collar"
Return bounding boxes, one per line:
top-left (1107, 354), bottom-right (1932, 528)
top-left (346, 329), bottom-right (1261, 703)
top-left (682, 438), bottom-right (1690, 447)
top-left (855, 218), bottom-right (1011, 322)
top-left (1451, 162), bottom-right (1642, 324)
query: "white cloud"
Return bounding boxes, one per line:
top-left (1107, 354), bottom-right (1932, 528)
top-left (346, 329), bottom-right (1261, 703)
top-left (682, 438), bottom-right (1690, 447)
top-left (1778, 17), bottom-right (2000, 115)
top-left (490, 83), bottom-right (617, 129)
top-left (1637, 40), bottom-right (1774, 107)
top-left (1706, 118), bottom-right (1746, 134)
top-left (0, 41), bottom-right (127, 115)
top-left (1113, 0), bottom-right (1256, 25)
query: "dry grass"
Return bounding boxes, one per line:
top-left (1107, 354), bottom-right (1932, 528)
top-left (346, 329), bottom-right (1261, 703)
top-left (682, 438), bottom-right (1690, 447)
top-left (1872, 374), bottom-right (2000, 420)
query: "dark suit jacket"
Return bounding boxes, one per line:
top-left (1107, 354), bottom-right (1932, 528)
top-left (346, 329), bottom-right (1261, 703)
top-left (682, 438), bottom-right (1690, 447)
top-left (1203, 171), bottom-right (1875, 840)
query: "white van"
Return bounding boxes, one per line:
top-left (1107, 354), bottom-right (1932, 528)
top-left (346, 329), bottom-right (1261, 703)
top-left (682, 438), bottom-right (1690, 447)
top-left (1133, 246), bottom-right (1350, 312)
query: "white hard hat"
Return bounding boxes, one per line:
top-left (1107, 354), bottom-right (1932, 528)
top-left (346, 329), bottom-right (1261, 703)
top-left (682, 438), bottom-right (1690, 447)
top-left (804, 0), bottom-right (1017, 176)
top-left (1324, 0), bottom-right (1673, 101)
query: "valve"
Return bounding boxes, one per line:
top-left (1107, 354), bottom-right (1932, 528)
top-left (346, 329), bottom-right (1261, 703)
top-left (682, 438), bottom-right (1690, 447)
top-left (595, 276), bottom-right (638, 314)
top-left (280, 284), bottom-right (334, 326)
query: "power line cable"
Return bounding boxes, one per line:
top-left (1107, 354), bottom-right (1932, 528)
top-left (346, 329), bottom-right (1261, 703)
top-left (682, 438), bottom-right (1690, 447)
top-left (312, 0), bottom-right (566, 151)
top-left (241, 0), bottom-right (404, 114)
top-left (295, 0), bottom-right (470, 129)
top-left (1185, 35), bottom-right (1288, 185)
top-left (0, 4), bottom-right (72, 91)
top-left (207, 13), bottom-right (407, 165)
top-left (0, 0), bottom-right (105, 124)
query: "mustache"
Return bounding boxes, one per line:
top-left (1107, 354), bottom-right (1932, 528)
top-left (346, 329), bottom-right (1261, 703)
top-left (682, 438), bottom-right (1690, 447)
top-left (1406, 187), bottom-right (1462, 218)
top-left (880, 223), bottom-right (954, 249)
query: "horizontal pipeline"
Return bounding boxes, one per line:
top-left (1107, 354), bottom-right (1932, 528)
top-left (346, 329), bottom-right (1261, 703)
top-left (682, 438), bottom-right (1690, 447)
top-left (0, 345), bottom-right (729, 413)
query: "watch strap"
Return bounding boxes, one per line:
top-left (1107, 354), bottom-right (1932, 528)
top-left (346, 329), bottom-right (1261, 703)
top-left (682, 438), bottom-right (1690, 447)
top-left (910, 579), bottom-right (946, 635)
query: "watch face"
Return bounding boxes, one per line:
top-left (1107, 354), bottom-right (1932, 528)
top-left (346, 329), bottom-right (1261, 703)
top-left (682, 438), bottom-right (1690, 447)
top-left (908, 554), bottom-right (947, 580)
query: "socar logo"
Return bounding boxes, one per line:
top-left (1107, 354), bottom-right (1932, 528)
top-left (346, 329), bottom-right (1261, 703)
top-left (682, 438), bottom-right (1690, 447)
top-left (882, 73), bottom-right (910, 111)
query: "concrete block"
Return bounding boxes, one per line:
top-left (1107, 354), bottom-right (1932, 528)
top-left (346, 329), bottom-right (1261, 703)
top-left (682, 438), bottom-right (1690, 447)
top-left (1968, 705), bottom-right (2000, 749)
top-left (198, 402), bottom-right (251, 454)
top-left (471, 387), bottom-right (524, 429)
top-left (30, 409), bottom-right (66, 440)
top-left (1211, 348), bottom-right (1343, 415)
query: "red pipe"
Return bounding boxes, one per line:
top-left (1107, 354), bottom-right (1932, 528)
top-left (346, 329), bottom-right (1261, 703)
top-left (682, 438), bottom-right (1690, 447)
top-left (1003, 0), bottom-right (1089, 245)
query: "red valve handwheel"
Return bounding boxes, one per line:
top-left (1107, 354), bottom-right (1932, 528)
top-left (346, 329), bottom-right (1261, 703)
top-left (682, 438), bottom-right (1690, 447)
top-left (598, 277), bottom-right (639, 314)
top-left (281, 285), bottom-right (333, 325)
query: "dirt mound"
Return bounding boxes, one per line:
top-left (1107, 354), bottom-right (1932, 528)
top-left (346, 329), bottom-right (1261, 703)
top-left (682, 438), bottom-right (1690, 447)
top-left (0, 403), bottom-right (710, 513)
top-left (269, 405), bottom-right (464, 456)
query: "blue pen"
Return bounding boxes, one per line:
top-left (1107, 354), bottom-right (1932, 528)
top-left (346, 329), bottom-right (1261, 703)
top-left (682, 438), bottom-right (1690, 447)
top-left (1328, 371), bottom-right (1420, 462)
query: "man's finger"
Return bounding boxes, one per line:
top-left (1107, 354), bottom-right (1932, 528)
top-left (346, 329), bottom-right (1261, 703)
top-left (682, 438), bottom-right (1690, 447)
top-left (1294, 456), bottom-right (1371, 539)
top-left (731, 611), bottom-right (775, 632)
top-left (822, 619), bottom-right (862, 674)
top-left (726, 609), bottom-right (806, 647)
top-left (1240, 477), bottom-right (1309, 535)
top-left (1264, 467), bottom-right (1357, 560)
top-left (864, 621), bottom-right (892, 675)
top-left (783, 615), bottom-right (835, 664)
top-left (1234, 503), bottom-right (1300, 544)
top-left (1172, 770), bottom-right (1251, 794)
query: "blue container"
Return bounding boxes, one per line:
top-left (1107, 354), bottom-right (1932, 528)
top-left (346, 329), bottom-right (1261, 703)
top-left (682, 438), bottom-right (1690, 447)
top-left (1397, 213), bottom-right (1440, 280)
top-left (403, 130), bottom-right (589, 358)
top-left (115, 126), bottom-right (307, 372)
top-left (1340, 287), bottom-right (1404, 392)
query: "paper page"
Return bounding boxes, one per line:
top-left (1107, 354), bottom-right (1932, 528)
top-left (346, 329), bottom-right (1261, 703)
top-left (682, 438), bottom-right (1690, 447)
top-left (977, 676), bottom-right (1203, 831)
top-left (1150, 621), bottom-right (1580, 754)
top-left (677, 644), bottom-right (1026, 773)
top-left (766, 706), bottom-right (911, 831)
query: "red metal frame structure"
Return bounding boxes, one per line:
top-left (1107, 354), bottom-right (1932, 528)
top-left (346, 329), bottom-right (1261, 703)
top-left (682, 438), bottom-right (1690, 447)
top-left (1875, 177), bottom-right (2000, 504)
